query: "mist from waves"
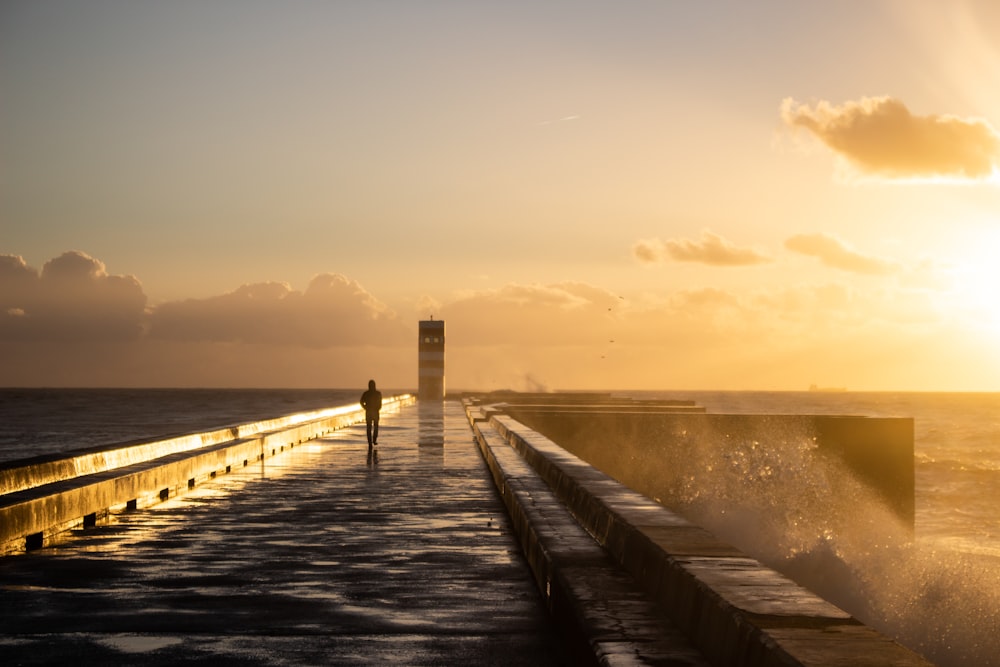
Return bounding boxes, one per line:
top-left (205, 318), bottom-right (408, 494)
top-left (619, 391), bottom-right (1000, 667)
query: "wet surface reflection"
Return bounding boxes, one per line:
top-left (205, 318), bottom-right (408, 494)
top-left (418, 401), bottom-right (445, 447)
top-left (0, 402), bottom-right (568, 665)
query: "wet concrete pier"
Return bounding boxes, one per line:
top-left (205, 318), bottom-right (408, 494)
top-left (0, 401), bottom-right (571, 665)
top-left (0, 398), bottom-right (933, 666)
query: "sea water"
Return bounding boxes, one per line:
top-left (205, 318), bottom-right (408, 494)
top-left (1, 388), bottom-right (998, 665)
top-left (0, 388), bottom-right (361, 461)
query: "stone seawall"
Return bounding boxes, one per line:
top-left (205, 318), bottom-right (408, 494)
top-left (466, 396), bottom-right (930, 666)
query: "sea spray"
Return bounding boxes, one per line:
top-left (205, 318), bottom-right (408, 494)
top-left (618, 417), bottom-right (1000, 667)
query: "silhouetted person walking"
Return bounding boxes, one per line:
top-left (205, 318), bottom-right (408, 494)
top-left (360, 379), bottom-right (383, 454)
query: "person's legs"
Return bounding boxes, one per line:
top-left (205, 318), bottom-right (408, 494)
top-left (372, 415), bottom-right (379, 445)
top-left (366, 418), bottom-right (374, 447)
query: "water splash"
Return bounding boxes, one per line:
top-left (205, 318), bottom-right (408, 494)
top-left (628, 419), bottom-right (1000, 667)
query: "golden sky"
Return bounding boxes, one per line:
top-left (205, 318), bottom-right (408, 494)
top-left (3, 1), bottom-right (1000, 391)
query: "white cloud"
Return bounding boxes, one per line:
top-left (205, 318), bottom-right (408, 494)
top-left (781, 96), bottom-right (1000, 180)
top-left (0, 253), bottom-right (989, 391)
top-left (633, 230), bottom-right (772, 267)
top-left (0, 251), bottom-right (146, 341)
top-left (149, 273), bottom-right (409, 347)
top-left (784, 233), bottom-right (901, 275)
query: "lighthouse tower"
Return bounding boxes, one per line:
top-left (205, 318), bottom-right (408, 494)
top-left (418, 319), bottom-right (445, 401)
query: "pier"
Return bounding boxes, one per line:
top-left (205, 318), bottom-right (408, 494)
top-left (0, 395), bottom-right (931, 666)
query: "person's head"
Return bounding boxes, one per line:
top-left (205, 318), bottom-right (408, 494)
top-left (368, 379), bottom-right (376, 390)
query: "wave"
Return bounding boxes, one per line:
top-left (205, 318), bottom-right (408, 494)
top-left (616, 407), bottom-right (1000, 667)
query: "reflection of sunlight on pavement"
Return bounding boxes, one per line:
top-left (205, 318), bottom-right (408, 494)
top-left (49, 438), bottom-right (335, 556)
top-left (0, 401), bottom-right (565, 666)
top-left (57, 403), bottom-right (423, 559)
top-left (95, 636), bottom-right (183, 654)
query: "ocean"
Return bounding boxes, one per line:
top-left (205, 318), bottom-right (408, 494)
top-left (1, 387), bottom-right (997, 665)
top-left (0, 388), bottom-right (363, 462)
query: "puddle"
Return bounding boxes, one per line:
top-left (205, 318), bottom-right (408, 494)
top-left (95, 635), bottom-right (184, 654)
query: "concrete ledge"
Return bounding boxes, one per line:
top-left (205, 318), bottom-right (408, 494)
top-left (488, 404), bottom-right (707, 414)
top-left (0, 394), bottom-right (414, 496)
top-left (0, 395), bottom-right (415, 554)
top-left (467, 405), bottom-right (709, 666)
top-left (486, 413), bottom-right (932, 667)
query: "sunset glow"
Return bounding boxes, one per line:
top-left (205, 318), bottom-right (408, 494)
top-left (3, 0), bottom-right (1000, 391)
top-left (943, 237), bottom-right (1000, 332)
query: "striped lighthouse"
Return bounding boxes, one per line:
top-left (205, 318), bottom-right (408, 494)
top-left (418, 319), bottom-right (445, 401)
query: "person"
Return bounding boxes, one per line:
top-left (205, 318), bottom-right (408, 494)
top-left (360, 379), bottom-right (383, 452)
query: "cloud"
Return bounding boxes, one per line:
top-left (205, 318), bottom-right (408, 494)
top-left (440, 282), bottom-right (621, 346)
top-left (784, 233), bottom-right (901, 275)
top-left (414, 295), bottom-right (442, 319)
top-left (633, 230), bottom-right (771, 266)
top-left (538, 114), bottom-right (582, 126)
top-left (0, 255), bottom-right (38, 312)
top-left (0, 251), bottom-right (146, 341)
top-left (781, 96), bottom-right (1000, 180)
top-left (670, 287), bottom-right (741, 310)
top-left (1, 253), bottom-right (989, 391)
top-left (0, 252), bottom-right (415, 388)
top-left (1, 252), bottom-right (412, 350)
top-left (433, 274), bottom-right (969, 392)
top-left (149, 273), bottom-right (409, 347)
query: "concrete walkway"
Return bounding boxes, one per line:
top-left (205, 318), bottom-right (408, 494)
top-left (0, 402), bottom-right (569, 666)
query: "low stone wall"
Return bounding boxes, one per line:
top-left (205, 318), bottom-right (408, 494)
top-left (1, 395), bottom-right (414, 496)
top-left (467, 404), bottom-right (711, 666)
top-left (475, 407), bottom-right (931, 666)
top-left (0, 394), bottom-right (414, 554)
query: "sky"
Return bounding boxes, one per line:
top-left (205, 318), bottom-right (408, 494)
top-left (3, 0), bottom-right (1000, 391)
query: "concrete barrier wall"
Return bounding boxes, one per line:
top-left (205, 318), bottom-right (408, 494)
top-left (502, 409), bottom-right (915, 525)
top-left (0, 395), bottom-right (414, 555)
top-left (480, 410), bottom-right (931, 666)
top-left (465, 404), bottom-right (711, 666)
top-left (0, 395), bottom-right (414, 496)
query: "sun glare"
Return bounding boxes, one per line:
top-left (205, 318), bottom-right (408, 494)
top-left (946, 242), bottom-right (1000, 331)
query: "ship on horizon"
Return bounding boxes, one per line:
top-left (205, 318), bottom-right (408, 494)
top-left (808, 384), bottom-right (847, 392)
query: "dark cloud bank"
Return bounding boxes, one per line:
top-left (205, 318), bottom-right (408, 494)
top-left (1, 251), bottom-right (408, 347)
